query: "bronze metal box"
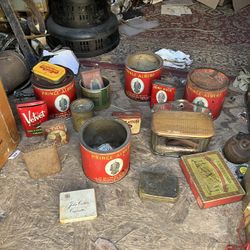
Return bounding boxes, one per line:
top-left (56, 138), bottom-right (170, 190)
top-left (151, 111), bottom-right (214, 157)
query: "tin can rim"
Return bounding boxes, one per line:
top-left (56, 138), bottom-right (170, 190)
top-left (125, 51), bottom-right (163, 73)
top-left (70, 98), bottom-right (94, 113)
top-left (79, 116), bottom-right (131, 154)
top-left (79, 77), bottom-right (110, 92)
top-left (188, 67), bottom-right (230, 91)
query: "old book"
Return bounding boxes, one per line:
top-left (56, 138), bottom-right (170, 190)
top-left (180, 151), bottom-right (245, 208)
top-left (60, 189), bottom-right (97, 224)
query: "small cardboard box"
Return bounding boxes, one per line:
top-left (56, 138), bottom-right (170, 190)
top-left (180, 151), bottom-right (245, 208)
top-left (197, 0), bottom-right (250, 11)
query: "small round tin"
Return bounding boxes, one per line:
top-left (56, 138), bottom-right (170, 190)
top-left (125, 52), bottom-right (163, 101)
top-left (70, 98), bottom-right (94, 132)
top-left (79, 77), bottom-right (110, 111)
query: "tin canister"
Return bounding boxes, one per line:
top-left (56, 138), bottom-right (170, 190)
top-left (32, 66), bottom-right (76, 118)
top-left (185, 68), bottom-right (229, 119)
top-left (125, 52), bottom-right (163, 101)
top-left (70, 98), bottom-right (94, 132)
top-left (80, 117), bottom-right (131, 183)
top-left (79, 77), bottom-right (110, 111)
top-left (112, 110), bottom-right (142, 135)
top-left (150, 80), bottom-right (176, 108)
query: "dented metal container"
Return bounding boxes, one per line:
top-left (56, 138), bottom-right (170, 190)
top-left (185, 68), bottom-right (229, 119)
top-left (151, 111), bottom-right (214, 157)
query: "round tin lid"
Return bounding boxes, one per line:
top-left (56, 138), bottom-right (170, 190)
top-left (32, 67), bottom-right (74, 89)
top-left (126, 52), bottom-right (163, 72)
top-left (70, 98), bottom-right (94, 113)
top-left (189, 68), bottom-right (229, 91)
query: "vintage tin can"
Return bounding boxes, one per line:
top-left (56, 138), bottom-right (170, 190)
top-left (80, 117), bottom-right (131, 183)
top-left (185, 68), bottom-right (229, 119)
top-left (31, 64), bottom-right (76, 118)
top-left (16, 100), bottom-right (48, 137)
top-left (125, 52), bottom-right (163, 101)
top-left (79, 78), bottom-right (110, 111)
top-left (70, 98), bottom-right (94, 132)
top-left (150, 80), bottom-right (176, 108)
top-left (112, 110), bottom-right (142, 135)
top-left (41, 118), bottom-right (69, 146)
top-left (151, 110), bottom-right (214, 157)
top-left (223, 132), bottom-right (250, 164)
top-left (180, 151), bottom-right (245, 208)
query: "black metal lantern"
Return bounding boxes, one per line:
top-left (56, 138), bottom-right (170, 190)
top-left (46, 0), bottom-right (120, 58)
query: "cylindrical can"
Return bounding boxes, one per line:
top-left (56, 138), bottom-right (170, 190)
top-left (70, 98), bottom-right (94, 132)
top-left (125, 52), bottom-right (163, 101)
top-left (32, 67), bottom-right (77, 118)
top-left (79, 117), bottom-right (131, 183)
top-left (185, 68), bottom-right (229, 119)
top-left (0, 50), bottom-right (30, 94)
top-left (79, 77), bottom-right (110, 111)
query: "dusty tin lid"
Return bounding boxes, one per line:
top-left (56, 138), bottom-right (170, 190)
top-left (189, 68), bottom-right (229, 91)
top-left (32, 61), bottom-right (66, 83)
top-left (126, 52), bottom-right (163, 72)
top-left (32, 67), bottom-right (74, 89)
top-left (152, 111), bottom-right (214, 138)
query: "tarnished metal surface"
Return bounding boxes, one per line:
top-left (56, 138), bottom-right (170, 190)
top-left (223, 132), bottom-right (250, 164)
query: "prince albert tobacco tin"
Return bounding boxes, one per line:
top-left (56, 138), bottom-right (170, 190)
top-left (125, 52), bottom-right (163, 101)
top-left (32, 62), bottom-right (76, 118)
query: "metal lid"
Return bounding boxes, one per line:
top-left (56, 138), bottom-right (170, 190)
top-left (152, 111), bottom-right (214, 138)
top-left (32, 67), bottom-right (74, 89)
top-left (32, 61), bottom-right (66, 83)
top-left (189, 68), bottom-right (229, 91)
top-left (126, 52), bottom-right (163, 72)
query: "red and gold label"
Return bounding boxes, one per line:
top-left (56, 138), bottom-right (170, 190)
top-left (185, 77), bottom-right (228, 119)
top-left (150, 82), bottom-right (176, 108)
top-left (125, 67), bottom-right (162, 101)
top-left (80, 143), bottom-right (130, 183)
top-left (33, 80), bottom-right (76, 118)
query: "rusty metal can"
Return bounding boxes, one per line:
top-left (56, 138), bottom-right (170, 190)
top-left (185, 68), bottom-right (229, 119)
top-left (79, 77), bottom-right (110, 111)
top-left (32, 66), bottom-right (77, 118)
top-left (79, 117), bottom-right (131, 183)
top-left (223, 132), bottom-right (250, 164)
top-left (125, 52), bottom-right (163, 101)
top-left (70, 98), bottom-right (94, 132)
